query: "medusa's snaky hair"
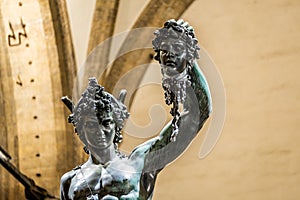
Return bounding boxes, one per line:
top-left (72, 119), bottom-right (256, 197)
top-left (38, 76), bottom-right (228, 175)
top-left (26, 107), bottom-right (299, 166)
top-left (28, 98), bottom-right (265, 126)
top-left (68, 78), bottom-right (129, 146)
top-left (152, 19), bottom-right (200, 64)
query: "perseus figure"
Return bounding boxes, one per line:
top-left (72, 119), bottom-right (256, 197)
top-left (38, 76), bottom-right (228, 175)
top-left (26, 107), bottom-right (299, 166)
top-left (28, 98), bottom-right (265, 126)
top-left (60, 19), bottom-right (212, 200)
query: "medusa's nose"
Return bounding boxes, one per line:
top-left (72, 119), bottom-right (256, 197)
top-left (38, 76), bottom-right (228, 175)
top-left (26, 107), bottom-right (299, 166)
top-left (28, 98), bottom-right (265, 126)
top-left (165, 48), bottom-right (175, 57)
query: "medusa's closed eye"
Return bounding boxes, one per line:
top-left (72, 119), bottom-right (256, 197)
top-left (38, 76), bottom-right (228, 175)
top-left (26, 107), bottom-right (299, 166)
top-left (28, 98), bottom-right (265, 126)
top-left (173, 42), bottom-right (186, 53)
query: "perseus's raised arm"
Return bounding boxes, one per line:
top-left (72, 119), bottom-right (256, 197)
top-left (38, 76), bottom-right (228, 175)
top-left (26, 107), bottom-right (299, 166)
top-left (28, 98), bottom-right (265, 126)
top-left (142, 60), bottom-right (212, 172)
top-left (132, 19), bottom-right (212, 199)
top-left (133, 19), bottom-right (210, 169)
top-left (135, 56), bottom-right (211, 199)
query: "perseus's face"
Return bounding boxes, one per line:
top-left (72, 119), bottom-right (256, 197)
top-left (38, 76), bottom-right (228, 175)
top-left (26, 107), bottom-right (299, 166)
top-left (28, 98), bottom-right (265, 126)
top-left (82, 111), bottom-right (115, 150)
top-left (159, 37), bottom-right (188, 76)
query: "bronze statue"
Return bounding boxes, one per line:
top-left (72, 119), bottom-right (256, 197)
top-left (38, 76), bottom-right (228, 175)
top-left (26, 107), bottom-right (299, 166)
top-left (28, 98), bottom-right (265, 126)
top-left (60, 19), bottom-right (212, 200)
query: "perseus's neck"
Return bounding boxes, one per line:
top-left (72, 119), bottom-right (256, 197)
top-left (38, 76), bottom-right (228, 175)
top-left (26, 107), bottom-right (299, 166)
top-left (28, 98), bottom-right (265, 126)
top-left (89, 145), bottom-right (118, 165)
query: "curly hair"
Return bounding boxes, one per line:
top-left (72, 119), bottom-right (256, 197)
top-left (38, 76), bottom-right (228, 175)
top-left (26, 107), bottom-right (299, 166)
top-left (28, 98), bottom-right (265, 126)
top-left (68, 78), bottom-right (129, 146)
top-left (152, 19), bottom-right (200, 64)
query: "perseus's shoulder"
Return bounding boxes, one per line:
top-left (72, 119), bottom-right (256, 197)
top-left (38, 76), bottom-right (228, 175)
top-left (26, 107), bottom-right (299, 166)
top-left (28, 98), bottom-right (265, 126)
top-left (128, 137), bottom-right (159, 160)
top-left (60, 170), bottom-right (77, 200)
top-left (60, 169), bottom-right (76, 187)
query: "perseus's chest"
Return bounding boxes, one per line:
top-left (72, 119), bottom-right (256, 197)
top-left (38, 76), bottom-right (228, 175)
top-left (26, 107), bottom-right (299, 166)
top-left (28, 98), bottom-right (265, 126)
top-left (69, 160), bottom-right (141, 199)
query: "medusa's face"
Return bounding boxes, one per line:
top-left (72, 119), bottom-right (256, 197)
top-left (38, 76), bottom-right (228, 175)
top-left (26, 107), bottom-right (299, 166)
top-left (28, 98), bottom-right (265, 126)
top-left (159, 37), bottom-right (188, 76)
top-left (82, 111), bottom-right (115, 150)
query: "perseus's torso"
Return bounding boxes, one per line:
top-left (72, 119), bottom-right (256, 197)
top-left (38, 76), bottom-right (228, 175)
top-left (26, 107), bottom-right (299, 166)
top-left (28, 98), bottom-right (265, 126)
top-left (67, 157), bottom-right (143, 200)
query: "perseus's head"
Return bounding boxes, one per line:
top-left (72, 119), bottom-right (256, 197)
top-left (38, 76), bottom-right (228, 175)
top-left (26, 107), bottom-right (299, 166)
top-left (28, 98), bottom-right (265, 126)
top-left (152, 19), bottom-right (200, 76)
top-left (68, 78), bottom-right (129, 151)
